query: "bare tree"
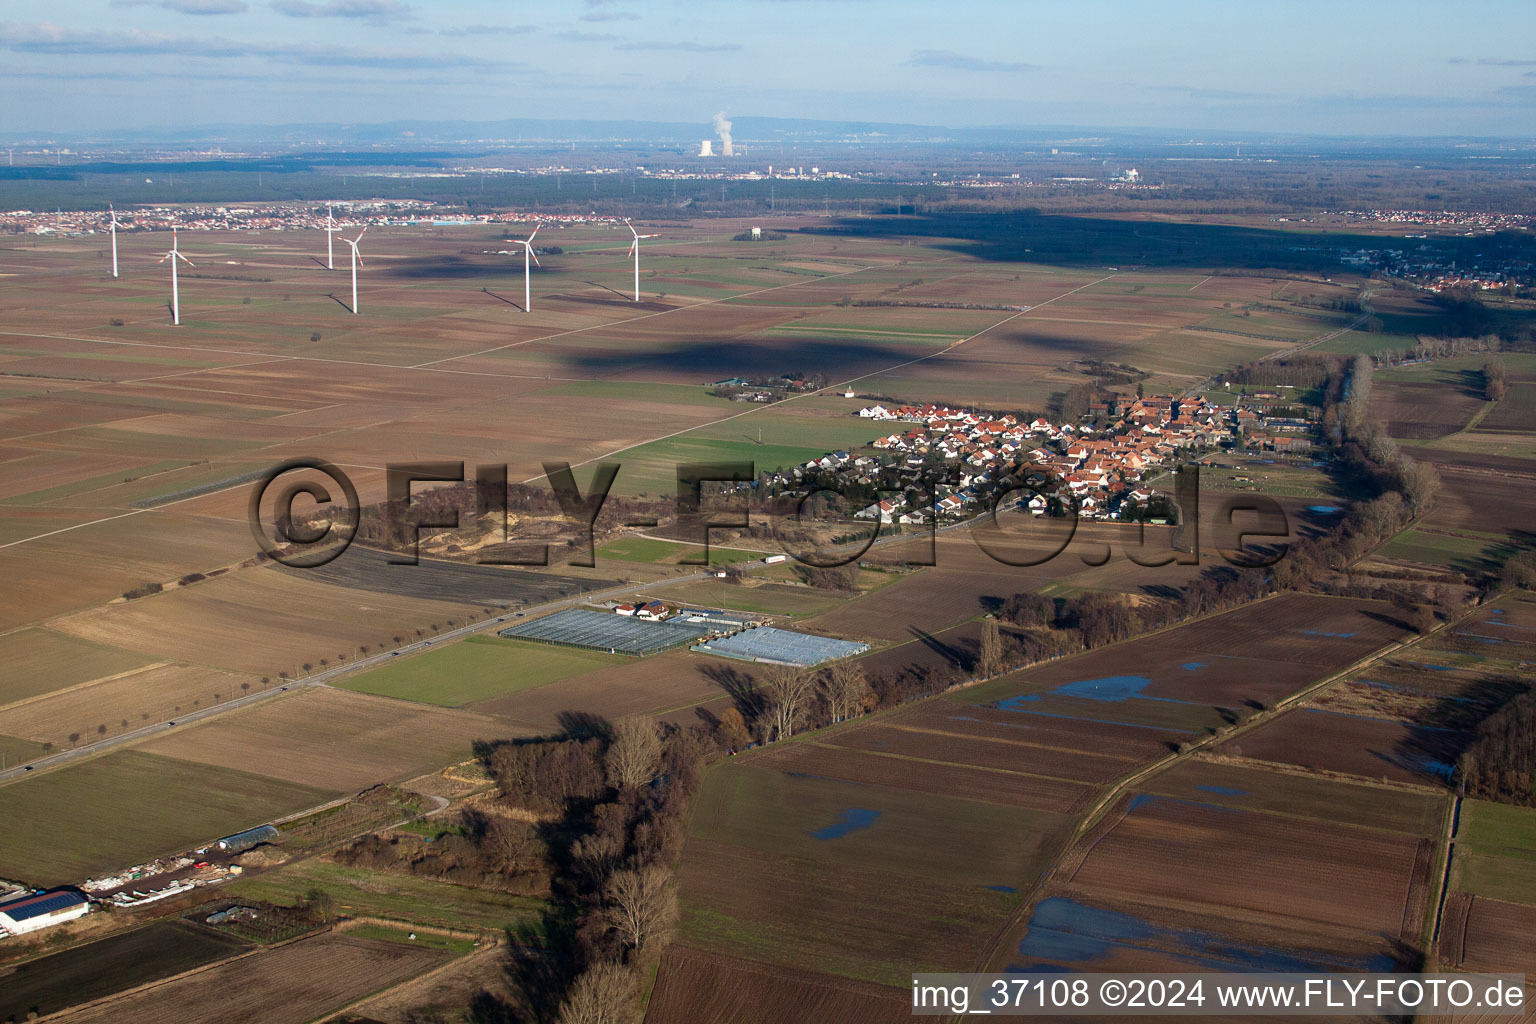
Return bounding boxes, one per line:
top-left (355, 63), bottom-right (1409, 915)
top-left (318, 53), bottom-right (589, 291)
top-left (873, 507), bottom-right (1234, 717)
top-left (602, 866), bottom-right (677, 953)
top-left (556, 962), bottom-right (637, 1024)
top-left (604, 716), bottom-right (662, 791)
top-left (485, 816), bottom-right (540, 870)
top-left (979, 617), bottom-right (1003, 678)
top-left (820, 660), bottom-right (872, 723)
top-left (763, 666), bottom-right (816, 740)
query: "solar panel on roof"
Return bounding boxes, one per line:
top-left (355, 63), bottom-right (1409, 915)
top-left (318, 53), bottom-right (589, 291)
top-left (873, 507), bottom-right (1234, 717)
top-left (0, 890), bottom-right (86, 922)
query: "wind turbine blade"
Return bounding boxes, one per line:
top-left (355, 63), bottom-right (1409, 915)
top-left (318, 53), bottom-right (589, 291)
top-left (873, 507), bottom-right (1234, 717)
top-left (178, 253), bottom-right (196, 266)
top-left (356, 226), bottom-right (367, 240)
top-left (529, 250), bottom-right (540, 267)
top-left (624, 217), bottom-right (638, 239)
top-left (527, 224), bottom-right (540, 243)
top-left (627, 241), bottom-right (637, 257)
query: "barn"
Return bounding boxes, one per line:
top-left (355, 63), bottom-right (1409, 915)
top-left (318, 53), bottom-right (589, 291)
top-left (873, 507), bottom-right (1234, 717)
top-left (0, 888), bottom-right (89, 936)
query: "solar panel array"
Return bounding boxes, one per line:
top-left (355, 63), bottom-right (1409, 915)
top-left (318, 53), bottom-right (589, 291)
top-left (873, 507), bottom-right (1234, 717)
top-left (692, 627), bottom-right (869, 667)
top-left (499, 607), bottom-right (713, 655)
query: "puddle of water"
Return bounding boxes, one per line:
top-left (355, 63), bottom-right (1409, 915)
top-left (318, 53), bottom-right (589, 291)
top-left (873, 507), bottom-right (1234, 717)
top-left (807, 808), bottom-right (880, 840)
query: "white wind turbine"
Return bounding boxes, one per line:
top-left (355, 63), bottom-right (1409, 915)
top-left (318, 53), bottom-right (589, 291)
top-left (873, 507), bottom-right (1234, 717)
top-left (324, 202), bottom-right (340, 270)
top-left (158, 228), bottom-right (194, 325)
top-left (108, 203), bottom-right (119, 278)
top-left (340, 226), bottom-right (366, 313)
top-left (509, 222), bottom-right (541, 312)
top-left (623, 217), bottom-right (657, 302)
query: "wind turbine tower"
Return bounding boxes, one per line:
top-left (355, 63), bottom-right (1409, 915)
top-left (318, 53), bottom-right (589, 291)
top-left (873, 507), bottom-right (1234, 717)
top-left (623, 218), bottom-right (657, 302)
top-left (158, 228), bottom-right (194, 325)
top-left (108, 203), bottom-right (119, 278)
top-left (324, 203), bottom-right (339, 270)
top-left (341, 227), bottom-right (366, 313)
top-left (511, 223), bottom-right (541, 312)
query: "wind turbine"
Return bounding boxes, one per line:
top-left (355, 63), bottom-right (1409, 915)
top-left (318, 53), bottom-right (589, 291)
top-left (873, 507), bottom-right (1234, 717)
top-left (158, 228), bottom-right (194, 325)
top-left (623, 218), bottom-right (657, 302)
top-left (108, 203), bottom-right (119, 278)
top-left (341, 227), bottom-right (366, 313)
top-left (324, 203), bottom-right (340, 270)
top-left (509, 222), bottom-right (540, 312)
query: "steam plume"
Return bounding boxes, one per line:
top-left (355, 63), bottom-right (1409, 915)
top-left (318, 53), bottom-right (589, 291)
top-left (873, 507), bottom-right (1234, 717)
top-left (713, 111), bottom-right (733, 157)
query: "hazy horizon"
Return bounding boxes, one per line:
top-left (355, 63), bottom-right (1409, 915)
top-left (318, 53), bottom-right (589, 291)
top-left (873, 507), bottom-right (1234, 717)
top-left (3, 0), bottom-right (1536, 138)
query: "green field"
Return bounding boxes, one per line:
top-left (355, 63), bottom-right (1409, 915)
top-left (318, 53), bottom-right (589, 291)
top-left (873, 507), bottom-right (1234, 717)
top-left (346, 922), bottom-right (478, 953)
top-left (1376, 527), bottom-right (1510, 572)
top-left (607, 437), bottom-right (838, 495)
top-left (533, 379), bottom-right (734, 408)
top-left (227, 858), bottom-right (546, 933)
top-left (1459, 799), bottom-right (1536, 855)
top-left (594, 536), bottom-right (763, 566)
top-left (0, 750), bottom-right (335, 885)
top-left (660, 579), bottom-right (850, 618)
top-left (334, 635), bottom-right (626, 707)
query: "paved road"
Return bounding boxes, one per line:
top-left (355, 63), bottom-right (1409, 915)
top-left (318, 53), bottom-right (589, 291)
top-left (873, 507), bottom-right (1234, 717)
top-left (0, 511), bottom-right (988, 784)
top-left (0, 562), bottom-right (714, 784)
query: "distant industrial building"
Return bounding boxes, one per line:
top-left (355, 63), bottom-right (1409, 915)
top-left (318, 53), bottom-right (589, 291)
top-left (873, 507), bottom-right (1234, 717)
top-left (699, 140), bottom-right (713, 157)
top-left (0, 888), bottom-right (89, 936)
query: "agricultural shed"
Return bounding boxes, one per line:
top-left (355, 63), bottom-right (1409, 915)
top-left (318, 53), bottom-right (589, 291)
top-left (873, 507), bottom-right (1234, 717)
top-left (214, 824), bottom-right (279, 853)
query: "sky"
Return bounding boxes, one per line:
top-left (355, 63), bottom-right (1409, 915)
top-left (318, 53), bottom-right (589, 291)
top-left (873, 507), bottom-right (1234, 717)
top-left (3, 0), bottom-right (1536, 138)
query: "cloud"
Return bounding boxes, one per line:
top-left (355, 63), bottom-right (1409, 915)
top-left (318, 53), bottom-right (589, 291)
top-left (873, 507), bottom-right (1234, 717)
top-left (438, 23), bottom-right (535, 36)
top-left (1147, 85), bottom-right (1276, 101)
top-left (1449, 57), bottom-right (1536, 67)
top-left (906, 49), bottom-right (1037, 73)
top-left (581, 10), bottom-right (638, 20)
top-left (613, 40), bottom-right (741, 52)
top-left (0, 21), bottom-right (510, 69)
top-left (555, 30), bottom-right (618, 41)
top-left (270, 0), bottom-right (412, 22)
top-left (111, 0), bottom-right (249, 13)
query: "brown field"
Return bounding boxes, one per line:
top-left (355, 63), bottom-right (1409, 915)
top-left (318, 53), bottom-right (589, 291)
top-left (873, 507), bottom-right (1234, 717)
top-left (134, 687), bottom-right (507, 791)
top-left (958, 594), bottom-right (1412, 738)
top-left (1441, 894), bottom-right (1536, 975)
top-left (51, 565), bottom-right (481, 675)
top-left (1065, 794), bottom-right (1429, 937)
top-left (473, 649), bottom-right (770, 732)
top-left (645, 946), bottom-right (910, 1024)
top-left (1372, 380), bottom-right (1485, 439)
top-left (1216, 706), bottom-right (1458, 786)
top-left (750, 739), bottom-right (1096, 814)
top-left (827, 718), bottom-right (1139, 784)
top-left (53, 932), bottom-right (451, 1024)
top-left (0, 661), bottom-right (254, 746)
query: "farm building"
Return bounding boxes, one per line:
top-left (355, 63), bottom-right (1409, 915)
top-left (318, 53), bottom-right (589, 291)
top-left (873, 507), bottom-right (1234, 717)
top-left (215, 824), bottom-right (279, 854)
top-left (500, 607), bottom-right (713, 656)
top-left (692, 627), bottom-right (868, 667)
top-left (0, 888), bottom-right (89, 936)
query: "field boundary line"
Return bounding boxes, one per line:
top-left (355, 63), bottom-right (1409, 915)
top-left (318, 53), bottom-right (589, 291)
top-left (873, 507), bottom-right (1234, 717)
top-left (30, 922), bottom-right (323, 1023)
top-left (967, 595), bottom-right (1463, 982)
